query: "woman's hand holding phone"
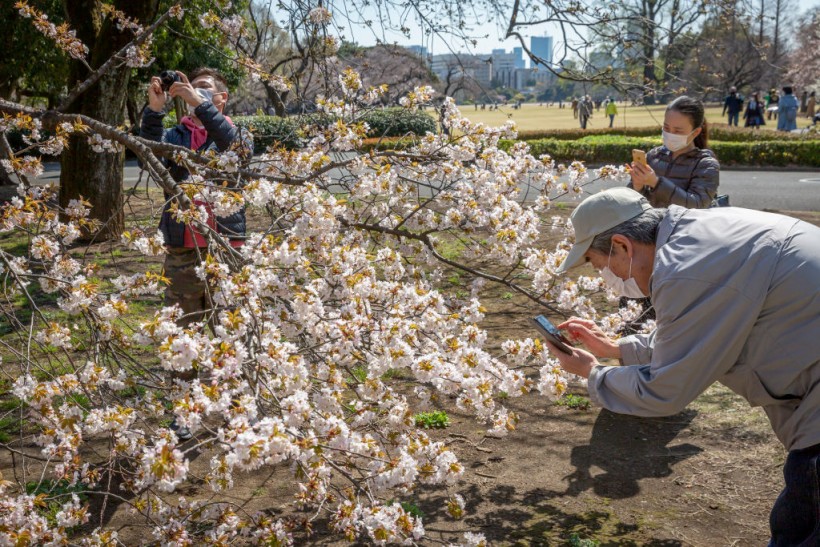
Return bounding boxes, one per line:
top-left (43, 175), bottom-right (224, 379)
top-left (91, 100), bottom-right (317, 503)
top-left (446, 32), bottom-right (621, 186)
top-left (629, 150), bottom-right (658, 191)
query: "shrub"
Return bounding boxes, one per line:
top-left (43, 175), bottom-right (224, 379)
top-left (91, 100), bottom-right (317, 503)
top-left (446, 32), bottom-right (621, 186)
top-left (359, 108), bottom-right (437, 138)
top-left (230, 108), bottom-right (436, 153)
top-left (232, 115), bottom-right (303, 151)
top-left (508, 137), bottom-right (820, 167)
top-left (516, 125), bottom-right (819, 142)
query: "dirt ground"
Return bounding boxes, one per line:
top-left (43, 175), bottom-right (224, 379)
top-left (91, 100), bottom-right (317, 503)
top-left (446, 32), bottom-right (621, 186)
top-left (2, 197), bottom-right (818, 546)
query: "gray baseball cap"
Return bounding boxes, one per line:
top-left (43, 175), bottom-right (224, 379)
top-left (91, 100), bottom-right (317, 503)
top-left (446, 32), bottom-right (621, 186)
top-left (556, 188), bottom-right (652, 274)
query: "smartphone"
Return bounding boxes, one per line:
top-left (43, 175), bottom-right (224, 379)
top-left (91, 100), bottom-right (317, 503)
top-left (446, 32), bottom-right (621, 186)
top-left (632, 149), bottom-right (647, 167)
top-left (532, 315), bottom-right (574, 355)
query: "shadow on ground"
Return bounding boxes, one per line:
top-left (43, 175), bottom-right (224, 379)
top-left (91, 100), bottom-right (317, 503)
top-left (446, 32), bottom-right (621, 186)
top-left (422, 409), bottom-right (703, 545)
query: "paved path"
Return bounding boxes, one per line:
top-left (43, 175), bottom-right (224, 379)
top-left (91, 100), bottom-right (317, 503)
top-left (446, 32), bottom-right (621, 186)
top-left (552, 170), bottom-right (820, 211)
top-left (36, 161), bottom-right (820, 212)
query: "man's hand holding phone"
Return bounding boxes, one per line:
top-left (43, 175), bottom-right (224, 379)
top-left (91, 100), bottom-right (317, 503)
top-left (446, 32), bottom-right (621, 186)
top-left (532, 315), bottom-right (598, 378)
top-left (557, 318), bottom-right (621, 360)
top-left (532, 315), bottom-right (573, 354)
top-left (532, 315), bottom-right (622, 379)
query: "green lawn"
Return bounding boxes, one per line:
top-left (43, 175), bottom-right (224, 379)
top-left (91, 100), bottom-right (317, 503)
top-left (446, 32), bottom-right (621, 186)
top-left (461, 102), bottom-right (814, 132)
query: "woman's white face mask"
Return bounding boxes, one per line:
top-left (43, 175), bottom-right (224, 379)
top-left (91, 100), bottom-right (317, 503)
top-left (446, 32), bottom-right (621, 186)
top-left (662, 129), bottom-right (695, 152)
top-left (600, 243), bottom-right (646, 298)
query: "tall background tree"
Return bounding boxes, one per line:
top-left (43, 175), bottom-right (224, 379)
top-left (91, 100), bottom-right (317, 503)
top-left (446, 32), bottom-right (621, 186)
top-left (1, 0), bottom-right (70, 108)
top-left (59, 0), bottom-right (161, 240)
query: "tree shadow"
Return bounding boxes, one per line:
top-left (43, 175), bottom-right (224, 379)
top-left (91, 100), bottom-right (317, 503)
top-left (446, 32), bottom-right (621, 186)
top-left (564, 408), bottom-right (702, 499)
top-left (437, 409), bottom-right (702, 544)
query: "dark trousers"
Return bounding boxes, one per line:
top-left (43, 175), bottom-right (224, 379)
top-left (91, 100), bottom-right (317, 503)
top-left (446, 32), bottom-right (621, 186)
top-left (769, 443), bottom-right (820, 546)
top-left (728, 111), bottom-right (740, 126)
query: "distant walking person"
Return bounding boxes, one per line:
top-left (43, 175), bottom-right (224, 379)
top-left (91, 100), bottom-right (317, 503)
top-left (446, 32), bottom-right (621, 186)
top-left (572, 97), bottom-right (579, 119)
top-left (579, 96), bottom-right (593, 129)
top-left (777, 86), bottom-right (800, 132)
top-left (722, 86), bottom-right (743, 126)
top-left (743, 92), bottom-right (765, 129)
top-left (806, 91), bottom-right (816, 119)
top-left (605, 98), bottom-right (618, 128)
top-left (801, 90), bottom-right (809, 114)
top-left (766, 88), bottom-right (780, 120)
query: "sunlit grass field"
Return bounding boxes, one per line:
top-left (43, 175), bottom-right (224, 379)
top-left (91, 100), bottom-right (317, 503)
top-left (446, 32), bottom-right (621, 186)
top-left (460, 102), bottom-right (813, 132)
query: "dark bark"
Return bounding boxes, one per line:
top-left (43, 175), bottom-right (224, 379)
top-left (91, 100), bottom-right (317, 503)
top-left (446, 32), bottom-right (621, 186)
top-left (263, 83), bottom-right (288, 116)
top-left (59, 0), bottom-right (160, 241)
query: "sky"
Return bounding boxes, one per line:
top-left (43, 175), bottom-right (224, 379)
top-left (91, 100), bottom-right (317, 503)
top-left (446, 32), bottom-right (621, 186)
top-left (332, 6), bottom-right (559, 60)
top-left (330, 0), bottom-right (820, 62)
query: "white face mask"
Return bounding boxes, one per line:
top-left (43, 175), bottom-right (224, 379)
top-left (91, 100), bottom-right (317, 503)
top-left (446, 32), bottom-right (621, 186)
top-left (601, 244), bottom-right (646, 298)
top-left (187, 88), bottom-right (215, 115)
top-left (662, 129), bottom-right (695, 152)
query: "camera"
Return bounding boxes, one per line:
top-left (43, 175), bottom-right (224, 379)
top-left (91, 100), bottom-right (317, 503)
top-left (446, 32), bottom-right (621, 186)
top-left (159, 70), bottom-right (180, 92)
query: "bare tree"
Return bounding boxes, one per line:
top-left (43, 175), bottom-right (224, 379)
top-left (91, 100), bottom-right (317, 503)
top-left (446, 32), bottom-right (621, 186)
top-left (338, 44), bottom-right (434, 105)
top-left (784, 12), bottom-right (820, 91)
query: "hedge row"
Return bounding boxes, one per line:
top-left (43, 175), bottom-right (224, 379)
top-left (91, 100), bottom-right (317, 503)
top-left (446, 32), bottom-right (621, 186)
top-left (515, 125), bottom-right (819, 143)
top-left (162, 108), bottom-right (438, 153)
top-left (502, 137), bottom-right (820, 167)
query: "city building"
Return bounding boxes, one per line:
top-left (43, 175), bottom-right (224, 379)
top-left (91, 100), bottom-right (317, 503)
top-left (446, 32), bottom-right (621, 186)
top-left (491, 49), bottom-right (518, 87)
top-left (430, 53), bottom-right (493, 90)
top-left (530, 36), bottom-right (553, 68)
top-left (406, 45), bottom-right (429, 64)
top-left (513, 47), bottom-right (526, 69)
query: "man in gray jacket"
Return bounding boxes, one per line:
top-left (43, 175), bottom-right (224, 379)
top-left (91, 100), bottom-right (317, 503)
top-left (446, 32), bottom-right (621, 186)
top-left (550, 187), bottom-right (820, 546)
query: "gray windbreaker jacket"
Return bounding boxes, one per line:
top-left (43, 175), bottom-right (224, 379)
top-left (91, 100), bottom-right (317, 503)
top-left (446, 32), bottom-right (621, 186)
top-left (589, 205), bottom-right (820, 451)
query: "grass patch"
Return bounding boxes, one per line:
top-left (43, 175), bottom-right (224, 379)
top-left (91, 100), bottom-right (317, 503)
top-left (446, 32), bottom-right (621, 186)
top-left (25, 479), bottom-right (89, 529)
top-left (0, 415), bottom-right (22, 443)
top-left (435, 237), bottom-right (467, 261)
top-left (400, 501), bottom-right (424, 519)
top-left (0, 232), bottom-right (29, 256)
top-left (350, 365), bottom-right (368, 383)
top-left (567, 533), bottom-right (601, 547)
top-left (555, 394), bottom-right (591, 411)
top-left (414, 410), bottom-right (450, 429)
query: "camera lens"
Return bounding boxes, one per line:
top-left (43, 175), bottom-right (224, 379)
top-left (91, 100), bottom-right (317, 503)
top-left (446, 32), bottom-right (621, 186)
top-left (159, 70), bottom-right (180, 91)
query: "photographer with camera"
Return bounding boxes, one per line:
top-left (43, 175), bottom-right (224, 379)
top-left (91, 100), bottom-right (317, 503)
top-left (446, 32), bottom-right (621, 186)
top-left (140, 68), bottom-right (252, 438)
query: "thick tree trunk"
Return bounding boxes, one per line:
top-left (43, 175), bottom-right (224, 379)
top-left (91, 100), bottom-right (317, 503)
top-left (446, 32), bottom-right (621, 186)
top-left (59, 0), bottom-right (159, 241)
top-left (60, 68), bottom-right (131, 240)
top-left (263, 83), bottom-right (288, 116)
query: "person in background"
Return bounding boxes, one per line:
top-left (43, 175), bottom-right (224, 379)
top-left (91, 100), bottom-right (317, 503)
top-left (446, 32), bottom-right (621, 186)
top-left (806, 91), bottom-right (816, 120)
top-left (140, 68), bottom-right (253, 440)
top-left (744, 92), bottom-right (766, 129)
top-left (767, 88), bottom-right (780, 120)
top-left (776, 86), bottom-right (800, 132)
top-left (572, 97), bottom-right (579, 119)
top-left (624, 95), bottom-right (720, 332)
top-left (629, 96), bottom-right (719, 209)
top-left (579, 96), bottom-right (593, 129)
top-left (722, 86), bottom-right (744, 126)
top-left (551, 187), bottom-right (820, 547)
top-left (605, 97), bottom-right (618, 128)
top-left (801, 90), bottom-right (809, 115)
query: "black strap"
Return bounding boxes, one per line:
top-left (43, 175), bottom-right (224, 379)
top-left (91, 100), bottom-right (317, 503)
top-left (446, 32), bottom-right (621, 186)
top-left (196, 136), bottom-right (214, 153)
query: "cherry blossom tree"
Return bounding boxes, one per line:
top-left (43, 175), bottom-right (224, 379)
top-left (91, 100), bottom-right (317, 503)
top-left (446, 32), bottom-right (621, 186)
top-left (0, 2), bottom-right (644, 544)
